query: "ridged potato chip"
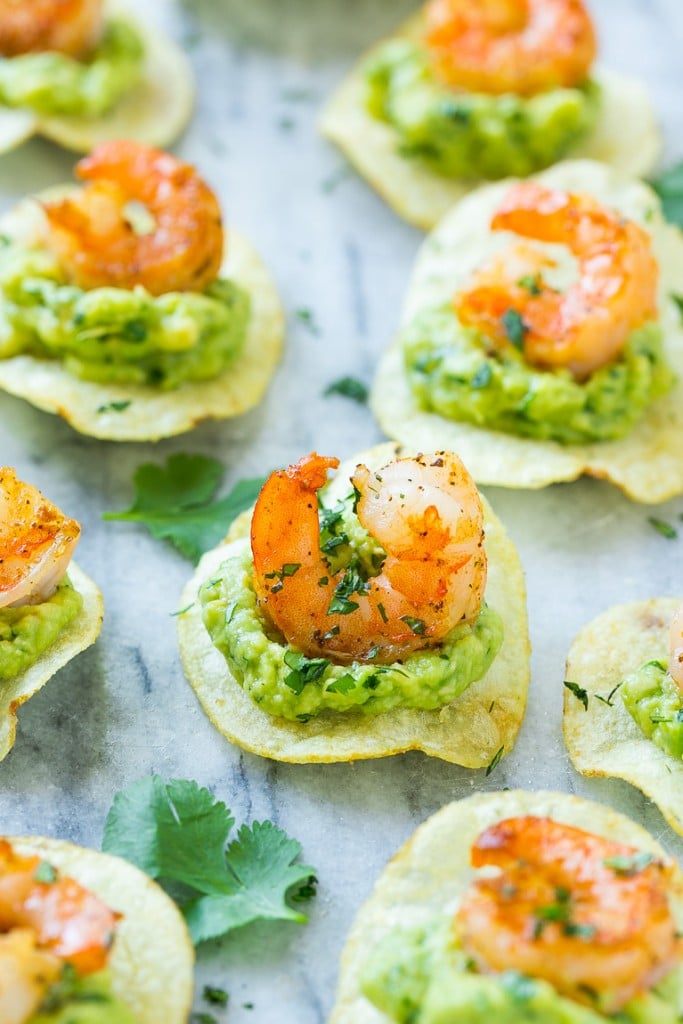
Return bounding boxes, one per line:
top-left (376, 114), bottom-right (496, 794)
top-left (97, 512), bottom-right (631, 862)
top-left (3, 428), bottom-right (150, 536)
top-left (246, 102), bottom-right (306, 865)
top-left (8, 835), bottom-right (194, 1023)
top-left (329, 789), bottom-right (683, 1023)
top-left (0, 1), bottom-right (193, 155)
top-left (178, 443), bottom-right (529, 765)
top-left (371, 160), bottom-right (683, 501)
top-left (320, 14), bottom-right (660, 229)
top-left (564, 598), bottom-right (683, 837)
top-left (0, 189), bottom-right (284, 441)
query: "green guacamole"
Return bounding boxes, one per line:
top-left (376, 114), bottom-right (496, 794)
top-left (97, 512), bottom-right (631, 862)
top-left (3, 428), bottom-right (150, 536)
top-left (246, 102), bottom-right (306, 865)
top-left (0, 19), bottom-right (144, 118)
top-left (362, 919), bottom-right (681, 1023)
top-left (200, 538), bottom-right (502, 723)
top-left (0, 575), bottom-right (82, 680)
top-left (0, 244), bottom-right (250, 389)
top-left (32, 967), bottom-right (136, 1024)
top-left (404, 308), bottom-right (674, 444)
top-left (621, 660), bottom-right (683, 760)
top-left (365, 40), bottom-right (599, 180)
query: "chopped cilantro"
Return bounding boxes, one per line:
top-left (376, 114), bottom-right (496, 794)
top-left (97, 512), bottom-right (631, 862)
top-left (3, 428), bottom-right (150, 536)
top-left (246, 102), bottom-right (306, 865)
top-left (34, 860), bottom-right (57, 884)
top-left (323, 376), bottom-right (368, 404)
top-left (564, 680), bottom-right (589, 710)
top-left (295, 308), bottom-right (320, 335)
top-left (501, 971), bottom-right (536, 1002)
top-left (328, 560), bottom-right (369, 616)
top-left (648, 516), bottom-right (677, 539)
top-left (377, 602), bottom-right (388, 623)
top-left (485, 746), bottom-right (504, 776)
top-left (603, 851), bottom-right (655, 876)
top-left (649, 162), bottom-right (683, 228)
top-left (203, 986), bottom-right (229, 1007)
top-left (400, 615), bottom-right (426, 635)
top-left (326, 674), bottom-right (355, 695)
top-left (103, 454), bottom-right (267, 562)
top-left (517, 274), bottom-right (542, 296)
top-left (594, 680), bottom-right (623, 707)
top-left (170, 603), bottom-right (195, 617)
top-left (283, 650), bottom-right (330, 694)
top-left (471, 363), bottom-right (492, 388)
top-left (191, 1014), bottom-right (217, 1024)
top-left (103, 776), bottom-right (316, 945)
top-left (501, 308), bottom-right (527, 349)
top-left (96, 400), bottom-right (132, 414)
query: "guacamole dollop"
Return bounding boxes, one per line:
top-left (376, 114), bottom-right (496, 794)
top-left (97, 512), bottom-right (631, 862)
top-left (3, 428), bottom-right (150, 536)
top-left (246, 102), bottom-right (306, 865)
top-left (404, 308), bottom-right (674, 444)
top-left (200, 540), bottom-right (503, 722)
top-left (32, 967), bottom-right (136, 1024)
top-left (362, 919), bottom-right (680, 1024)
top-left (0, 575), bottom-right (82, 680)
top-left (0, 19), bottom-right (144, 118)
top-left (621, 660), bottom-right (683, 760)
top-left (0, 244), bottom-right (250, 389)
top-left (365, 40), bottom-right (599, 180)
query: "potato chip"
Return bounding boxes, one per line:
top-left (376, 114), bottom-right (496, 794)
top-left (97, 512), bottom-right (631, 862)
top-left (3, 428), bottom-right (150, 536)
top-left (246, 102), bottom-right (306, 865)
top-left (0, 562), bottom-right (103, 761)
top-left (320, 14), bottom-right (660, 229)
top-left (178, 443), bottom-right (529, 765)
top-left (564, 597), bottom-right (683, 837)
top-left (371, 160), bottom-right (683, 501)
top-left (329, 789), bottom-right (683, 1023)
top-left (0, 1), bottom-right (193, 155)
top-left (0, 189), bottom-right (284, 441)
top-left (8, 835), bottom-right (194, 1023)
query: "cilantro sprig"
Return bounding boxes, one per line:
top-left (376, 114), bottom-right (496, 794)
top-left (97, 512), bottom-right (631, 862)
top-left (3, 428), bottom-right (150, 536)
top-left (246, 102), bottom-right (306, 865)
top-left (102, 776), bottom-right (316, 945)
top-left (323, 376), bottom-right (368, 404)
top-left (650, 162), bottom-right (683, 228)
top-left (103, 454), bottom-right (266, 562)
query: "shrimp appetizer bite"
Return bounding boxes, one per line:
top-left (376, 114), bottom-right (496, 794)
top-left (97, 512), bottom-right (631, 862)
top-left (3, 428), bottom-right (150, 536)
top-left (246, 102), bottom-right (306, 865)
top-left (0, 140), bottom-right (283, 440)
top-left (564, 598), bottom-right (683, 838)
top-left (372, 160), bottom-right (683, 500)
top-left (0, 0), bottom-right (192, 154)
top-left (320, 0), bottom-right (660, 228)
top-left (178, 442), bottom-right (529, 765)
top-left (0, 468), bottom-right (102, 761)
top-left (329, 790), bottom-right (683, 1024)
top-left (0, 834), bottom-right (193, 1022)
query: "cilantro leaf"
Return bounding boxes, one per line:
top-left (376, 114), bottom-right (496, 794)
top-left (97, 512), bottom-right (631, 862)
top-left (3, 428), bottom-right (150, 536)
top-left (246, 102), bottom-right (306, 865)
top-left (648, 516), bottom-right (677, 539)
top-left (103, 777), bottom-right (316, 945)
top-left (650, 162), bottom-right (683, 228)
top-left (501, 308), bottom-right (527, 349)
top-left (564, 680), bottom-right (588, 710)
top-left (103, 454), bottom-right (266, 562)
top-left (323, 376), bottom-right (368, 404)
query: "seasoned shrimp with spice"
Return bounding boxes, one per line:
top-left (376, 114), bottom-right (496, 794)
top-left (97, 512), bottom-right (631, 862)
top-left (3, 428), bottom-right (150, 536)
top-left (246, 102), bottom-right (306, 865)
top-left (424, 0), bottom-right (596, 96)
top-left (0, 0), bottom-right (103, 59)
top-left (0, 468), bottom-right (80, 610)
top-left (455, 181), bottom-right (658, 381)
top-left (456, 816), bottom-right (680, 1013)
top-left (43, 140), bottom-right (224, 296)
top-left (250, 451), bottom-right (487, 665)
top-left (0, 839), bottom-right (119, 1024)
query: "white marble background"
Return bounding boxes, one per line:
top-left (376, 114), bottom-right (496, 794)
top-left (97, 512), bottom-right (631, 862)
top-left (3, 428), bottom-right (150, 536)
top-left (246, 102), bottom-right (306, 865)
top-left (1, 0), bottom-right (683, 1020)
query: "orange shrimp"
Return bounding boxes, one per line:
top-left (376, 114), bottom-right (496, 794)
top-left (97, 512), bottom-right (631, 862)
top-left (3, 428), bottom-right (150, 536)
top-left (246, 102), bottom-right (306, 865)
top-left (0, 840), bottom-right (118, 976)
top-left (455, 182), bottom-right (658, 381)
top-left (0, 0), bottom-right (102, 59)
top-left (43, 140), bottom-right (224, 297)
top-left (424, 0), bottom-right (596, 96)
top-left (456, 816), bottom-right (680, 1013)
top-left (250, 451), bottom-right (487, 665)
top-left (669, 603), bottom-right (683, 690)
top-left (0, 468), bottom-right (80, 610)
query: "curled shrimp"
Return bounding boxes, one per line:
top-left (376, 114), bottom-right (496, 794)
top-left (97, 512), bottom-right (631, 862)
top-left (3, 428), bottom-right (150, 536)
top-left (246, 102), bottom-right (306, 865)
top-left (0, 468), bottom-right (80, 610)
top-left (0, 0), bottom-right (102, 59)
top-left (455, 182), bottom-right (658, 381)
top-left (250, 451), bottom-right (487, 665)
top-left (424, 0), bottom-right (596, 96)
top-left (669, 603), bottom-right (683, 690)
top-left (0, 840), bottom-right (119, 976)
top-left (456, 816), bottom-right (680, 1013)
top-left (43, 140), bottom-right (224, 297)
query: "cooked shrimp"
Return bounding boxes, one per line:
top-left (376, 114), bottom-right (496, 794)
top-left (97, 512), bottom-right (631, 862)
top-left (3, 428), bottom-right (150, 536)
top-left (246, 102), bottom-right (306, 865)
top-left (669, 603), bottom-right (683, 690)
top-left (456, 816), bottom-right (680, 1012)
top-left (0, 929), bottom-right (62, 1024)
top-left (43, 140), bottom-right (224, 296)
top-left (0, 0), bottom-right (102, 59)
top-left (455, 182), bottom-right (658, 380)
top-left (424, 0), bottom-right (596, 96)
top-left (250, 451), bottom-right (487, 665)
top-left (0, 840), bottom-right (118, 976)
top-left (0, 469), bottom-right (80, 611)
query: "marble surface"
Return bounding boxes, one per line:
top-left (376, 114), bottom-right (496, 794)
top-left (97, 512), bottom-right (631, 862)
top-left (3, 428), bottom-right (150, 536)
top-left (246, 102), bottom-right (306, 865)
top-left (1, 1), bottom-right (683, 1021)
